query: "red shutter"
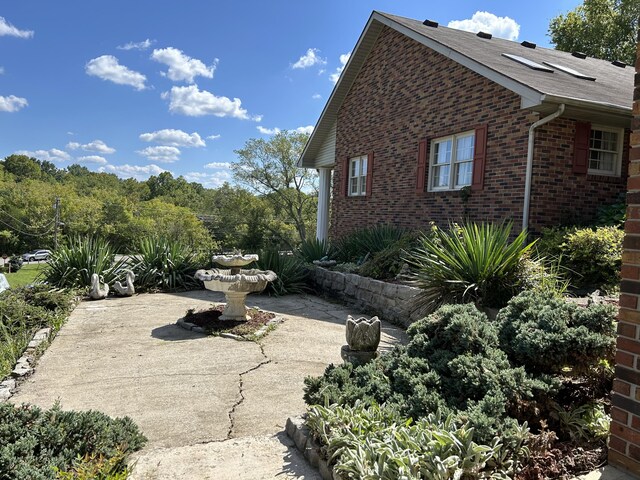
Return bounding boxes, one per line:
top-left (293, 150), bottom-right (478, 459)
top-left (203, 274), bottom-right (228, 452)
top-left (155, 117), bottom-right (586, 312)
top-left (416, 139), bottom-right (427, 193)
top-left (341, 157), bottom-right (350, 197)
top-left (471, 125), bottom-right (488, 191)
top-left (365, 151), bottom-right (374, 196)
top-left (573, 121), bottom-right (591, 174)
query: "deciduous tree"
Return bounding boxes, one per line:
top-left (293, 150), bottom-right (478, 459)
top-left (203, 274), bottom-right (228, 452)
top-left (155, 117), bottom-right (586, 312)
top-left (549, 0), bottom-right (639, 64)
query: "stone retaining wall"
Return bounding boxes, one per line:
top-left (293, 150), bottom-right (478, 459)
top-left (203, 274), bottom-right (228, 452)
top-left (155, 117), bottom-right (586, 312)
top-left (308, 266), bottom-right (423, 327)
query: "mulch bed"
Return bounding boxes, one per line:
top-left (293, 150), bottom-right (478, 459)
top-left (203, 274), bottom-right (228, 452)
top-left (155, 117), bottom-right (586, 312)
top-left (183, 304), bottom-right (276, 337)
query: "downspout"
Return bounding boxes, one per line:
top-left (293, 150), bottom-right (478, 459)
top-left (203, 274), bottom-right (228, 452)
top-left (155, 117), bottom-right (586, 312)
top-left (522, 103), bottom-right (565, 232)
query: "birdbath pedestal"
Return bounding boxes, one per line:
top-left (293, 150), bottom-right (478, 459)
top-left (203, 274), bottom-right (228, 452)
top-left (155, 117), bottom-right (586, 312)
top-left (195, 253), bottom-right (277, 321)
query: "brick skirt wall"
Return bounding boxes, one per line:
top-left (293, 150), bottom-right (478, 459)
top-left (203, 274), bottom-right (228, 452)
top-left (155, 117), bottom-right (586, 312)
top-left (610, 38), bottom-right (640, 476)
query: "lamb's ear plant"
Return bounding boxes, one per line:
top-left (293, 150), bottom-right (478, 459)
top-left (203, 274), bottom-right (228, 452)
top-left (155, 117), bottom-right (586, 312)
top-left (405, 222), bottom-right (535, 312)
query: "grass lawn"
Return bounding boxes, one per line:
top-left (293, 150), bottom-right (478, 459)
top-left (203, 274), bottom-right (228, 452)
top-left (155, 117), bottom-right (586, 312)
top-left (5, 263), bottom-right (45, 288)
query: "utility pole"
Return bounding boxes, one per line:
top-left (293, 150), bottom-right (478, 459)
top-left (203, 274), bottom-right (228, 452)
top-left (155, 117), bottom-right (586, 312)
top-left (53, 197), bottom-right (60, 250)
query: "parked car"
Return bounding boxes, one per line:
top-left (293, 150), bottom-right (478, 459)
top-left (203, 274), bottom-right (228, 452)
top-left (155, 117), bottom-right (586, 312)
top-left (22, 249), bottom-right (52, 262)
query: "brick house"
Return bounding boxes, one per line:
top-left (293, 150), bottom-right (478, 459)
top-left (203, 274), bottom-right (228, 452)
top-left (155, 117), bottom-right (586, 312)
top-left (299, 12), bottom-right (634, 240)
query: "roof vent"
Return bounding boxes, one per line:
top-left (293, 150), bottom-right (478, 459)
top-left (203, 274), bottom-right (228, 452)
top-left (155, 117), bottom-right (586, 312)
top-left (521, 41), bottom-right (536, 49)
top-left (422, 19), bottom-right (438, 28)
top-left (611, 60), bottom-right (627, 68)
top-left (477, 31), bottom-right (492, 39)
top-left (571, 51), bottom-right (587, 59)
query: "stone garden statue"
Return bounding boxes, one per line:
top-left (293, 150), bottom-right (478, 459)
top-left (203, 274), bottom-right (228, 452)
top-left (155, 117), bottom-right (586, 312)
top-left (341, 315), bottom-right (381, 366)
top-left (89, 273), bottom-right (109, 300)
top-left (113, 270), bottom-right (135, 296)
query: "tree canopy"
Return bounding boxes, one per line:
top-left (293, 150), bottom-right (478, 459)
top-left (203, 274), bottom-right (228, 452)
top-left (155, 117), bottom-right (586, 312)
top-left (548, 0), bottom-right (639, 65)
top-left (232, 130), bottom-right (317, 246)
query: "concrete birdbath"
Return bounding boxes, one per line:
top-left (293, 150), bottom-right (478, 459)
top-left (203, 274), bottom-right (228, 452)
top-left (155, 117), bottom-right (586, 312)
top-left (195, 253), bottom-right (277, 321)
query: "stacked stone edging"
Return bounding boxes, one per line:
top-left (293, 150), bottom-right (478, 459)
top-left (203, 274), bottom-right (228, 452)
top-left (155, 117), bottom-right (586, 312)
top-left (286, 416), bottom-right (344, 480)
top-left (0, 327), bottom-right (52, 402)
top-left (308, 266), bottom-right (423, 327)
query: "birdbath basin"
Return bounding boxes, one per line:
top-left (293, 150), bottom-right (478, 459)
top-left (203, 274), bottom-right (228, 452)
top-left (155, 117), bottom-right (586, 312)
top-left (195, 253), bottom-right (276, 320)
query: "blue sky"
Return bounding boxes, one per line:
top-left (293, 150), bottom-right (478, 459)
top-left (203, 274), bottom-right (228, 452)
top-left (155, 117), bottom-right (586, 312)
top-left (1, 0), bottom-right (581, 188)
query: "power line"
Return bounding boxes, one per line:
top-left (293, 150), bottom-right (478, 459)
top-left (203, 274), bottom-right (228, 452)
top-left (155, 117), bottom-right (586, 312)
top-left (0, 208), bottom-right (54, 228)
top-left (0, 217), bottom-right (55, 237)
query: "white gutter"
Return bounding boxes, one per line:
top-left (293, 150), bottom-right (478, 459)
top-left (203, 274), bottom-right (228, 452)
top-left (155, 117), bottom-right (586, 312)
top-left (522, 103), bottom-right (565, 232)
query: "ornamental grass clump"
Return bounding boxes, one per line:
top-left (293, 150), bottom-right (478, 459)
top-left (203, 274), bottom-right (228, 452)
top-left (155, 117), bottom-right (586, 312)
top-left (257, 248), bottom-right (308, 296)
top-left (296, 237), bottom-right (334, 263)
top-left (129, 237), bottom-right (200, 291)
top-left (405, 222), bottom-right (535, 312)
top-left (41, 235), bottom-right (125, 289)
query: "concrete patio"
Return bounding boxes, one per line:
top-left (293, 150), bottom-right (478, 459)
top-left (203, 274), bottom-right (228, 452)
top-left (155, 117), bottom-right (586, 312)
top-left (10, 291), bottom-right (408, 479)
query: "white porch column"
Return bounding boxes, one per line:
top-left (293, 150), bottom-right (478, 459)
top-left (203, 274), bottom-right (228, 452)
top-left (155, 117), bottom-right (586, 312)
top-left (316, 168), bottom-right (332, 241)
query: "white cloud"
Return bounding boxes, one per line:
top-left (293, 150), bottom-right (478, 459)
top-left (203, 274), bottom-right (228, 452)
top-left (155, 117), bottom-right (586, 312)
top-left (77, 155), bottom-right (107, 165)
top-left (139, 128), bottom-right (205, 147)
top-left (207, 134), bottom-right (221, 140)
top-left (0, 67), bottom-right (4, 75)
top-left (295, 125), bottom-right (314, 135)
top-left (257, 126), bottom-right (280, 135)
top-left (0, 17), bottom-right (33, 39)
top-left (16, 148), bottom-right (70, 163)
top-left (292, 48), bottom-right (326, 69)
top-left (151, 47), bottom-right (217, 83)
top-left (204, 162), bottom-right (231, 169)
top-left (100, 163), bottom-right (168, 180)
top-left (448, 11), bottom-right (520, 41)
top-left (257, 125), bottom-right (312, 135)
top-left (182, 171), bottom-right (231, 188)
top-left (85, 55), bottom-right (147, 90)
top-left (117, 38), bottom-right (154, 51)
top-left (0, 95), bottom-right (27, 112)
top-left (66, 139), bottom-right (115, 154)
top-left (312, 93), bottom-right (322, 100)
top-left (162, 85), bottom-right (259, 120)
top-left (136, 145), bottom-right (181, 163)
top-left (330, 52), bottom-right (351, 83)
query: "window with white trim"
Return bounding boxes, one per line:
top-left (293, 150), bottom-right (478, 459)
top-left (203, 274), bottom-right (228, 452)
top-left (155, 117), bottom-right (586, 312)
top-left (588, 126), bottom-right (623, 176)
top-left (348, 155), bottom-right (367, 196)
top-left (428, 131), bottom-right (475, 191)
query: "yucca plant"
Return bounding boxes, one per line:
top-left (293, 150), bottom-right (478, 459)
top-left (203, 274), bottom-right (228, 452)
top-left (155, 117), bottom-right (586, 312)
top-left (40, 236), bottom-right (125, 289)
top-left (129, 237), bottom-right (200, 292)
top-left (257, 248), bottom-right (308, 296)
top-left (296, 237), bottom-right (334, 263)
top-left (335, 224), bottom-right (407, 263)
top-left (405, 222), bottom-right (535, 312)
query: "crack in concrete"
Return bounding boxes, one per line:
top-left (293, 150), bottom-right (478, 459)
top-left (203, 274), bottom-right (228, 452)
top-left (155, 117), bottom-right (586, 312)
top-left (226, 342), bottom-right (271, 439)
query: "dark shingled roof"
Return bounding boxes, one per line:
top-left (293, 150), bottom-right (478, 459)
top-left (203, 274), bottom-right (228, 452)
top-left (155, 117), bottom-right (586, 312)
top-left (382, 12), bottom-right (633, 112)
top-left (299, 11), bottom-right (634, 168)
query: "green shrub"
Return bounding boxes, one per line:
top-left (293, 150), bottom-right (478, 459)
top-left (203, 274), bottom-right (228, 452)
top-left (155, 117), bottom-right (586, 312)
top-left (358, 233), bottom-right (416, 280)
top-left (41, 236), bottom-right (125, 289)
top-left (497, 291), bottom-right (616, 375)
top-left (405, 222), bottom-right (535, 312)
top-left (129, 237), bottom-right (200, 292)
top-left (536, 226), bottom-right (623, 291)
top-left (335, 224), bottom-right (408, 263)
top-left (516, 255), bottom-right (569, 298)
top-left (595, 197), bottom-right (626, 226)
top-left (0, 286), bottom-right (76, 378)
top-left (0, 402), bottom-right (146, 480)
top-left (305, 403), bottom-right (528, 479)
top-left (296, 237), bottom-right (334, 263)
top-left (256, 248), bottom-right (308, 296)
top-left (305, 303), bottom-right (549, 445)
top-left (551, 402), bottom-right (610, 443)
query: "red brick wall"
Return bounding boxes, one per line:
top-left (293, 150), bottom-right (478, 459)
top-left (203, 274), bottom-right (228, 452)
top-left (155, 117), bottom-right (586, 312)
top-left (330, 26), bottom-right (628, 238)
top-left (610, 39), bottom-right (640, 475)
top-left (530, 118), bottom-right (628, 230)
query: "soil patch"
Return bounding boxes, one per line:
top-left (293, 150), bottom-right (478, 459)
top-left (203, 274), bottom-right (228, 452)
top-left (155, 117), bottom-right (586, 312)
top-left (183, 305), bottom-right (276, 337)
